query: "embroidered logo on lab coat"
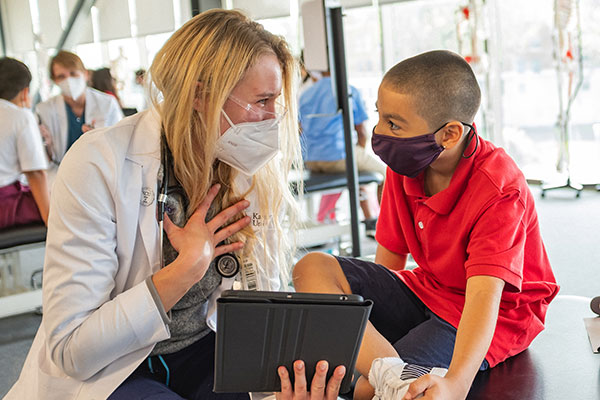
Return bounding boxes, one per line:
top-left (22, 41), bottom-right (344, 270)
top-left (252, 212), bottom-right (274, 229)
top-left (140, 187), bottom-right (154, 206)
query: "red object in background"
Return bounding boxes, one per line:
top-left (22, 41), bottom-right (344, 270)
top-left (317, 192), bottom-right (342, 223)
top-left (462, 6), bottom-right (470, 20)
top-left (565, 49), bottom-right (574, 60)
top-left (465, 55), bottom-right (473, 64)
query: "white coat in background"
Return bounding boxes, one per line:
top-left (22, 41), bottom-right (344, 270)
top-left (5, 109), bottom-right (280, 400)
top-left (35, 87), bottom-right (123, 182)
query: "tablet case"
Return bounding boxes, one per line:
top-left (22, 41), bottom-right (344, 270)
top-left (214, 290), bottom-right (372, 394)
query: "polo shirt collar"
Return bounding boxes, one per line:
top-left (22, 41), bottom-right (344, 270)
top-left (404, 134), bottom-right (481, 215)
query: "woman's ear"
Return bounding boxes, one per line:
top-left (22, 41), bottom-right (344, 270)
top-left (193, 82), bottom-right (204, 112)
top-left (440, 121), bottom-right (465, 150)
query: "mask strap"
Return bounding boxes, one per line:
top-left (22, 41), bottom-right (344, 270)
top-left (462, 123), bottom-right (478, 158)
top-left (221, 109), bottom-right (235, 129)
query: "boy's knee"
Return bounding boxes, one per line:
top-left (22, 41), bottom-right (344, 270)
top-left (293, 252), bottom-right (336, 281)
top-left (292, 252), bottom-right (348, 292)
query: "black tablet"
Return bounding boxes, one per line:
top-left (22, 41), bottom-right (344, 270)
top-left (214, 290), bottom-right (372, 394)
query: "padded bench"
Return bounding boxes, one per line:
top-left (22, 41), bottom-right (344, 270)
top-left (467, 295), bottom-right (599, 399)
top-left (339, 295), bottom-right (599, 399)
top-left (301, 171), bottom-right (384, 194)
top-left (0, 223), bottom-right (47, 252)
top-left (290, 171), bottom-right (384, 249)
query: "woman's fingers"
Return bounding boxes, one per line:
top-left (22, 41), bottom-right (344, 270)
top-left (277, 366), bottom-right (293, 399)
top-left (206, 199), bottom-right (250, 233)
top-left (293, 360), bottom-right (308, 395)
top-left (213, 241), bottom-right (245, 258)
top-left (193, 184), bottom-right (222, 220)
top-left (325, 365), bottom-right (346, 400)
top-left (213, 216), bottom-right (251, 244)
top-left (310, 360), bottom-right (328, 398)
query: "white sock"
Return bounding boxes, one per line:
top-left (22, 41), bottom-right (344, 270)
top-left (368, 357), bottom-right (447, 399)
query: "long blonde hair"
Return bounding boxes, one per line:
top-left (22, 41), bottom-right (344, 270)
top-left (149, 9), bottom-right (302, 287)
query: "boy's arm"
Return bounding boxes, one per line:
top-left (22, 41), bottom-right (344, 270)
top-left (24, 170), bottom-right (50, 225)
top-left (404, 275), bottom-right (505, 400)
top-left (375, 244), bottom-right (407, 271)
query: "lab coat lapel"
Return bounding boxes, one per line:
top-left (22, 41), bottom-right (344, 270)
top-left (127, 110), bottom-right (162, 272)
top-left (55, 96), bottom-right (68, 161)
top-left (84, 88), bottom-right (96, 126)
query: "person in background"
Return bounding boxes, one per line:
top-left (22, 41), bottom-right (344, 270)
top-left (135, 68), bottom-right (146, 86)
top-left (131, 68), bottom-right (148, 112)
top-left (299, 70), bottom-right (386, 237)
top-left (36, 50), bottom-right (123, 182)
top-left (0, 57), bottom-right (49, 228)
top-left (91, 67), bottom-right (123, 108)
top-left (6, 9), bottom-right (344, 400)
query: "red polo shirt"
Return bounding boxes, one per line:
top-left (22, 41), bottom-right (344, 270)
top-left (375, 135), bottom-right (559, 367)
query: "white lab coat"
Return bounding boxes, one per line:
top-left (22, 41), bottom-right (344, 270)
top-left (36, 88), bottom-right (123, 182)
top-left (5, 109), bottom-right (276, 399)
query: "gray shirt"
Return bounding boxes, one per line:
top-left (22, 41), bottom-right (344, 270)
top-left (149, 168), bottom-right (221, 356)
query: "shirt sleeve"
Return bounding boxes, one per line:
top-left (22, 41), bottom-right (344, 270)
top-left (17, 109), bottom-right (48, 172)
top-left (464, 190), bottom-right (526, 291)
top-left (107, 96), bottom-right (124, 125)
top-left (351, 85), bottom-right (369, 125)
top-left (375, 168), bottom-right (409, 255)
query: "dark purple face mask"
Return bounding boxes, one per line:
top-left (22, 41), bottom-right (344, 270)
top-left (372, 122), bottom-right (476, 178)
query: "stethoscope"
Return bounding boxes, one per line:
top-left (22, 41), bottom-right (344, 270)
top-left (157, 134), bottom-right (240, 278)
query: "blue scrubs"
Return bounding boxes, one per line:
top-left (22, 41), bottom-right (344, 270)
top-left (65, 103), bottom-right (85, 150)
top-left (299, 77), bottom-right (369, 162)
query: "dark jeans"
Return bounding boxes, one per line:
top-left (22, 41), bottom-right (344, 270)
top-left (108, 332), bottom-right (250, 399)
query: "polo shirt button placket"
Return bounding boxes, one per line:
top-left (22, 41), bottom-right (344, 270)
top-left (418, 221), bottom-right (424, 229)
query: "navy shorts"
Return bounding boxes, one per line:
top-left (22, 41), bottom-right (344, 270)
top-left (108, 332), bottom-right (249, 399)
top-left (337, 256), bottom-right (489, 371)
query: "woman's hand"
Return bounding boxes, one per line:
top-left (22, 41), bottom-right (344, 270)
top-left (163, 183), bottom-right (251, 283)
top-left (39, 123), bottom-right (54, 161)
top-left (276, 360), bottom-right (346, 400)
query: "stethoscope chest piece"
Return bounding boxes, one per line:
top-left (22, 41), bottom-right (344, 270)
top-left (216, 253), bottom-right (240, 278)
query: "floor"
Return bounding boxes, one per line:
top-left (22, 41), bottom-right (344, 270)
top-left (0, 184), bottom-right (598, 397)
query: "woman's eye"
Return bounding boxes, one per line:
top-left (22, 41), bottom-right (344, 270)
top-left (256, 99), bottom-right (268, 106)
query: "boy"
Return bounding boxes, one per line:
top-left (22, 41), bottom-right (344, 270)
top-left (0, 57), bottom-right (49, 228)
top-left (292, 50), bottom-right (558, 399)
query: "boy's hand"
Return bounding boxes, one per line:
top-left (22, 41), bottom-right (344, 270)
top-left (403, 375), bottom-right (467, 400)
top-left (276, 360), bottom-right (346, 400)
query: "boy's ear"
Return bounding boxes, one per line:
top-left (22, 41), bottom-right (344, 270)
top-left (193, 82), bottom-right (204, 112)
top-left (440, 121), bottom-right (465, 149)
top-left (13, 86), bottom-right (30, 108)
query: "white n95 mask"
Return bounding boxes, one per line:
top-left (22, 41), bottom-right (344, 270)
top-left (58, 76), bottom-right (87, 100)
top-left (216, 111), bottom-right (280, 176)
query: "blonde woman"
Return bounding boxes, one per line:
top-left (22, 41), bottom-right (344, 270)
top-left (6, 10), bottom-right (343, 400)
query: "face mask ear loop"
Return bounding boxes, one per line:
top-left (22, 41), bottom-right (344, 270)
top-left (462, 124), bottom-right (478, 159)
top-left (221, 109), bottom-right (236, 131)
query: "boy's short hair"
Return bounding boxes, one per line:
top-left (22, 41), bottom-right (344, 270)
top-left (0, 57), bottom-right (32, 101)
top-left (382, 50), bottom-right (481, 130)
top-left (49, 50), bottom-right (86, 80)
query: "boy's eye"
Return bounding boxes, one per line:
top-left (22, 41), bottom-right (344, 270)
top-left (388, 120), bottom-right (400, 130)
